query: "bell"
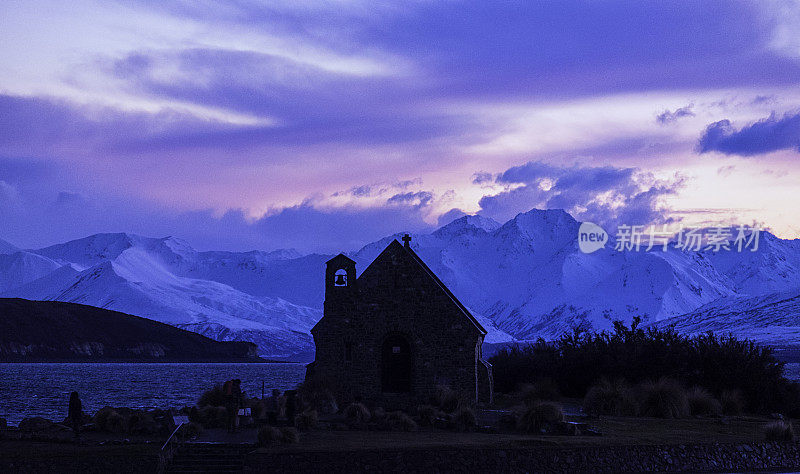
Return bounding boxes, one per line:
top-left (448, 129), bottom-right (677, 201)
top-left (335, 274), bottom-right (347, 286)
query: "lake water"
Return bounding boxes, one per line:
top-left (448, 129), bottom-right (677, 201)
top-left (0, 363), bottom-right (306, 425)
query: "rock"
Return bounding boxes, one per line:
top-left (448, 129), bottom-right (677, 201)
top-left (18, 417), bottom-right (54, 432)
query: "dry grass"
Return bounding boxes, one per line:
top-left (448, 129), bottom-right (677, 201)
top-left (583, 379), bottom-right (637, 416)
top-left (764, 420), bottom-right (795, 441)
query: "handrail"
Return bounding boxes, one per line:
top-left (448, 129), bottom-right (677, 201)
top-left (161, 421), bottom-right (185, 452)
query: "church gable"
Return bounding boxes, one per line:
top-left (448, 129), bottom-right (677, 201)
top-left (358, 239), bottom-right (486, 336)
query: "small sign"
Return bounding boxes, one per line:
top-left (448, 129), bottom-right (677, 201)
top-left (174, 415), bottom-right (189, 425)
top-left (238, 408), bottom-right (251, 416)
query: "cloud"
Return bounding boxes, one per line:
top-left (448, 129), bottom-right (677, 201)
top-left (698, 112), bottom-right (800, 156)
top-left (479, 161), bottom-right (684, 229)
top-left (656, 105), bottom-right (695, 124)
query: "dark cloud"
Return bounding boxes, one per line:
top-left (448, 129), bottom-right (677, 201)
top-left (698, 112), bottom-right (800, 156)
top-left (479, 161), bottom-right (683, 228)
top-left (471, 172), bottom-right (493, 185)
top-left (436, 208), bottom-right (468, 226)
top-left (656, 105), bottom-right (695, 124)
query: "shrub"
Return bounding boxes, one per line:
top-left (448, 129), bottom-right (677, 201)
top-left (178, 422), bottom-right (203, 439)
top-left (280, 427), bottom-right (300, 443)
top-left (721, 389), bottom-right (745, 415)
top-left (196, 406), bottom-right (228, 428)
top-left (687, 387), bottom-right (722, 416)
top-left (516, 401), bottom-right (564, 433)
top-left (105, 412), bottom-right (127, 433)
top-left (298, 374), bottom-right (338, 414)
top-left (583, 378), bottom-right (637, 416)
top-left (198, 385), bottom-right (227, 407)
top-left (433, 385), bottom-right (460, 413)
top-left (637, 378), bottom-right (689, 419)
top-left (386, 411), bottom-right (418, 432)
top-left (449, 407), bottom-right (477, 431)
top-left (764, 420), bottom-right (795, 441)
top-left (93, 407), bottom-right (118, 431)
top-left (371, 407), bottom-right (387, 422)
top-left (295, 409), bottom-right (318, 430)
top-left (516, 379), bottom-right (560, 404)
top-left (489, 318), bottom-right (795, 414)
top-left (257, 426), bottom-right (283, 446)
top-left (416, 405), bottom-right (445, 427)
top-left (343, 403), bottom-right (371, 424)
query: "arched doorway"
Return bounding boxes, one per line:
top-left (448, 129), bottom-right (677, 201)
top-left (381, 334), bottom-right (412, 393)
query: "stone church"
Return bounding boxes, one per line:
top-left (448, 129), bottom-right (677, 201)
top-left (306, 235), bottom-right (493, 407)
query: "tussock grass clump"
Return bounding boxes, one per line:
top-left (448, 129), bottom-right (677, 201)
top-left (721, 389), bottom-right (745, 416)
top-left (687, 387), bottom-right (722, 416)
top-left (516, 379), bottom-right (560, 404)
top-left (257, 426), bottom-right (283, 446)
top-left (386, 411), bottom-right (418, 432)
top-left (637, 378), bottom-right (689, 419)
top-left (343, 403), bottom-right (371, 424)
top-left (371, 407), bottom-right (387, 422)
top-left (416, 404), bottom-right (445, 427)
top-left (280, 427), bottom-right (300, 443)
top-left (197, 385), bottom-right (227, 407)
top-left (516, 401), bottom-right (564, 433)
top-left (433, 385), bottom-right (460, 413)
top-left (449, 407), bottom-right (477, 432)
top-left (178, 422), bottom-right (203, 439)
top-left (295, 409), bottom-right (318, 430)
top-left (583, 378), bottom-right (637, 416)
top-left (196, 406), bottom-right (228, 428)
top-left (764, 420), bottom-right (795, 441)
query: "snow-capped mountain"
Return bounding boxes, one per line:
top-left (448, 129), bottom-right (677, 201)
top-left (2, 208), bottom-right (800, 358)
top-left (2, 233), bottom-right (323, 359)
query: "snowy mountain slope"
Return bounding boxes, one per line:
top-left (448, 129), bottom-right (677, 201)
top-left (3, 234), bottom-right (320, 359)
top-left (0, 238), bottom-right (19, 255)
top-left (0, 251), bottom-right (64, 293)
top-left (655, 287), bottom-right (800, 346)
top-left (2, 208), bottom-right (800, 357)
top-left (352, 210), bottom-right (747, 341)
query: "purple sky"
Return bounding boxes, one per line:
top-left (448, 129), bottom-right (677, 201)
top-left (1, 1), bottom-right (800, 252)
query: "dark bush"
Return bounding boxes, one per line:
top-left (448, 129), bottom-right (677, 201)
top-left (515, 379), bottom-right (560, 405)
top-left (764, 420), bottom-right (795, 441)
top-left (449, 407), bottom-right (477, 431)
top-left (385, 411), bottom-right (417, 432)
top-left (637, 378), bottom-right (689, 419)
top-left (257, 426), bottom-right (283, 446)
top-left (516, 401), bottom-right (563, 433)
top-left (198, 385), bottom-right (227, 407)
top-left (178, 422), bottom-right (203, 439)
top-left (280, 427), bottom-right (300, 443)
top-left (687, 387), bottom-right (722, 416)
top-left (433, 385), bottom-right (460, 413)
top-left (416, 405), bottom-right (445, 426)
top-left (489, 318), bottom-right (796, 414)
top-left (721, 389), bottom-right (745, 415)
top-left (295, 409), bottom-right (318, 430)
top-left (583, 378), bottom-right (637, 416)
top-left (343, 402), bottom-right (370, 426)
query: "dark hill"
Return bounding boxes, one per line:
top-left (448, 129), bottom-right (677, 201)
top-left (0, 298), bottom-right (260, 362)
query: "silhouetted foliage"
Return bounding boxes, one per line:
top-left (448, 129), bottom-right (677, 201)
top-left (764, 420), bottom-right (795, 441)
top-left (489, 318), bottom-right (800, 415)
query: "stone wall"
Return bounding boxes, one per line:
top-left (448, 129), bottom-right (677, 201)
top-left (311, 242), bottom-right (491, 408)
top-left (246, 441), bottom-right (800, 473)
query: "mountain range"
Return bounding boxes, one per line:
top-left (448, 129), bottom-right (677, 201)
top-left (2, 208), bottom-right (799, 360)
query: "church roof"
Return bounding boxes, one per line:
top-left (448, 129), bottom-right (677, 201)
top-left (361, 240), bottom-right (487, 336)
top-left (326, 253), bottom-right (355, 265)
